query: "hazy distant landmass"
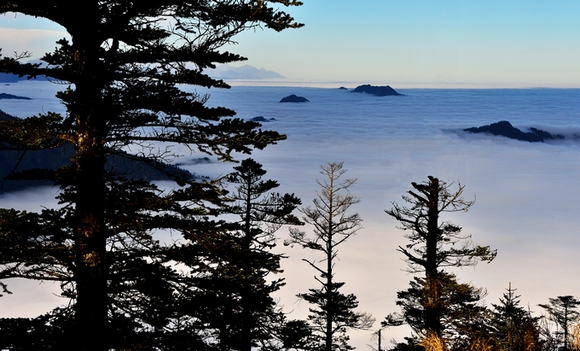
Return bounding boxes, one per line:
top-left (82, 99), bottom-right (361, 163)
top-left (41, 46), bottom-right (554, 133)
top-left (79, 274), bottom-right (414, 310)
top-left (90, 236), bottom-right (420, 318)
top-left (351, 84), bottom-right (402, 96)
top-left (2, 65), bottom-right (283, 82)
top-left (0, 144), bottom-right (196, 194)
top-left (210, 64), bottom-right (285, 80)
top-left (0, 145), bottom-right (196, 194)
top-left (0, 93), bottom-right (32, 100)
top-left (0, 110), bottom-right (195, 193)
top-left (0, 73), bottom-right (20, 83)
top-left (251, 116), bottom-right (276, 122)
top-left (464, 121), bottom-right (565, 142)
top-left (0, 72), bottom-right (47, 83)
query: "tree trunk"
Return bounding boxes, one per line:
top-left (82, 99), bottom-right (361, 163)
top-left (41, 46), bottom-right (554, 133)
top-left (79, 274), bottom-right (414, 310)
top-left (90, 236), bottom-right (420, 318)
top-left (325, 177), bottom-right (335, 351)
top-left (424, 177), bottom-right (443, 338)
top-left (241, 180), bottom-right (253, 351)
top-left (70, 27), bottom-right (110, 351)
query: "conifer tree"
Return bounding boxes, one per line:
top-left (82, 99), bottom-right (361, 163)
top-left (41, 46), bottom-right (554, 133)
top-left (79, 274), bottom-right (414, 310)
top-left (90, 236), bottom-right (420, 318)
top-left (539, 295), bottom-right (580, 351)
top-left (0, 2), bottom-right (302, 350)
top-left (384, 176), bottom-right (496, 346)
top-left (286, 162), bottom-right (374, 351)
top-left (490, 283), bottom-right (542, 351)
top-left (187, 158), bottom-right (303, 351)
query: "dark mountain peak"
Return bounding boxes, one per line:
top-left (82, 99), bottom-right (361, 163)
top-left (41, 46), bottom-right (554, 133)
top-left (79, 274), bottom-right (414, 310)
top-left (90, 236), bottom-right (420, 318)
top-left (351, 84), bottom-right (402, 96)
top-left (464, 120), bottom-right (564, 142)
top-left (279, 94), bottom-right (309, 103)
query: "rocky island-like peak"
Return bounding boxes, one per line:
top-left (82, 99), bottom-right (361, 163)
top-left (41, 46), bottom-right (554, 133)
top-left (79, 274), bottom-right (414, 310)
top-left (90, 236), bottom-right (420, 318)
top-left (279, 94), bottom-right (309, 103)
top-left (351, 84), bottom-right (402, 96)
top-left (464, 121), bottom-right (564, 142)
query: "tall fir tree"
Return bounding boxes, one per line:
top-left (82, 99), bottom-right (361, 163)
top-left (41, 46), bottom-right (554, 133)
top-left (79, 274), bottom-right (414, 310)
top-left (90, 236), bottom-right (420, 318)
top-left (181, 158), bottom-right (303, 351)
top-left (384, 176), bottom-right (496, 348)
top-left (0, 2), bottom-right (302, 350)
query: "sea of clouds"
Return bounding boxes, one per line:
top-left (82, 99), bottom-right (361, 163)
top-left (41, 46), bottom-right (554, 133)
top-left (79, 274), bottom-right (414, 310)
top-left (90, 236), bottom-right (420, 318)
top-left (2, 81), bottom-right (580, 348)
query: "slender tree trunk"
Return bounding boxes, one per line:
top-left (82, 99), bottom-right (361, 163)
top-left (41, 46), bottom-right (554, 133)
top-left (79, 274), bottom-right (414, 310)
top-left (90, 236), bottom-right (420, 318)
top-left (325, 176), bottom-right (335, 351)
top-left (564, 304), bottom-right (569, 351)
top-left (326, 244), bottom-right (333, 351)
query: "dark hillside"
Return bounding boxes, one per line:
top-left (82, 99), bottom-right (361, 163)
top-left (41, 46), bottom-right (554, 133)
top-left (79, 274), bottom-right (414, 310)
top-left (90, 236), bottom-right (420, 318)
top-left (0, 110), bottom-right (17, 121)
top-left (0, 143), bottom-right (194, 194)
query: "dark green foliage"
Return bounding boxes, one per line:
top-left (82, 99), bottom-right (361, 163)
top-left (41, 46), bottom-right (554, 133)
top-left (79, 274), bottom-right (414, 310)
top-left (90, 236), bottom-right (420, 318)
top-left (298, 282), bottom-right (367, 351)
top-left (0, 1), bottom-right (302, 350)
top-left (0, 308), bottom-right (73, 350)
top-left (179, 158), bottom-right (303, 351)
top-left (384, 176), bottom-right (495, 345)
top-left (539, 295), bottom-right (580, 351)
top-left (386, 176), bottom-right (496, 276)
top-left (388, 338), bottom-right (424, 351)
top-left (387, 272), bottom-right (489, 346)
top-left (279, 319), bottom-right (317, 351)
top-left (489, 284), bottom-right (542, 351)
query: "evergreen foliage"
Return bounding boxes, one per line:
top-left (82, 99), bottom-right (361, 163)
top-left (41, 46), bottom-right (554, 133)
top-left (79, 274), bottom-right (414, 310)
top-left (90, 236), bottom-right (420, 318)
top-left (489, 284), bottom-right (542, 351)
top-left (185, 158), bottom-right (303, 351)
top-left (384, 176), bottom-right (496, 348)
top-left (0, 1), bottom-right (302, 350)
top-left (539, 295), bottom-right (580, 351)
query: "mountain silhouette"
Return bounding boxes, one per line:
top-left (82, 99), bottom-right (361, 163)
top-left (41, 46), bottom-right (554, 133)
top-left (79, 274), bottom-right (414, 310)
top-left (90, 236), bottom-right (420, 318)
top-left (464, 121), bottom-right (565, 142)
top-left (1, 112), bottom-right (194, 194)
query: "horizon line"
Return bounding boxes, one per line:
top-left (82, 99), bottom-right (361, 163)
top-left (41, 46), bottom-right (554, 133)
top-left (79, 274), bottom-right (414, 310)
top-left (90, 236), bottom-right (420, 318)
top-left (219, 79), bottom-right (580, 89)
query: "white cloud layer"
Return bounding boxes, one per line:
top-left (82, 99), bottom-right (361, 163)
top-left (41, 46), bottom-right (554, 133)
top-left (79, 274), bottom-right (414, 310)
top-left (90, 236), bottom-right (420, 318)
top-left (2, 83), bottom-right (580, 348)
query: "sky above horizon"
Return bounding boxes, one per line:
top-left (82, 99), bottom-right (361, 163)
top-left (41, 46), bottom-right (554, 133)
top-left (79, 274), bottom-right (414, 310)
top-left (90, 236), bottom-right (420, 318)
top-left (1, 1), bottom-right (580, 88)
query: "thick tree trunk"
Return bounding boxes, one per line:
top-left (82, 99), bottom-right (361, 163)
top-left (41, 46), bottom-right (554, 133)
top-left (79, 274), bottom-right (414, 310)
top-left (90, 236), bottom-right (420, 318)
top-left (326, 252), bottom-right (333, 351)
top-left (424, 177), bottom-right (443, 338)
top-left (73, 140), bottom-right (108, 351)
top-left (70, 26), bottom-right (110, 351)
top-left (240, 183), bottom-right (253, 351)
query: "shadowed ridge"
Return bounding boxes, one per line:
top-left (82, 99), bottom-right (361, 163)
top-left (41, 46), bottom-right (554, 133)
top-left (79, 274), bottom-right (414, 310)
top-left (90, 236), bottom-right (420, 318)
top-left (464, 120), bottom-right (564, 142)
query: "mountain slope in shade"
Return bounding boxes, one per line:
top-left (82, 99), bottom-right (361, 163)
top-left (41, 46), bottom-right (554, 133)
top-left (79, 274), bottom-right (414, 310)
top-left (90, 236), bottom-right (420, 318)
top-left (464, 120), bottom-right (565, 142)
top-left (0, 110), bottom-right (17, 121)
top-left (0, 144), bottom-right (195, 194)
top-left (0, 93), bottom-right (32, 100)
top-left (0, 111), bottom-right (194, 194)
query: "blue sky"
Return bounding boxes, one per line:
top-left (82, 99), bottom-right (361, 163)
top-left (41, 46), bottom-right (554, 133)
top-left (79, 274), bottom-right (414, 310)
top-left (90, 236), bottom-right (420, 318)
top-left (1, 1), bottom-right (580, 87)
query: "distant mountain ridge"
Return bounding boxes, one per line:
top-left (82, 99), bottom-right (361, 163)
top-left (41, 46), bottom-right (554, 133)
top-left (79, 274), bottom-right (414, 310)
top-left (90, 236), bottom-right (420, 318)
top-left (0, 144), bottom-right (196, 194)
top-left (464, 121), bottom-right (565, 142)
top-left (0, 72), bottom-right (47, 82)
top-left (0, 112), bottom-right (195, 194)
top-left (0, 93), bottom-right (32, 100)
top-left (209, 64), bottom-right (285, 80)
